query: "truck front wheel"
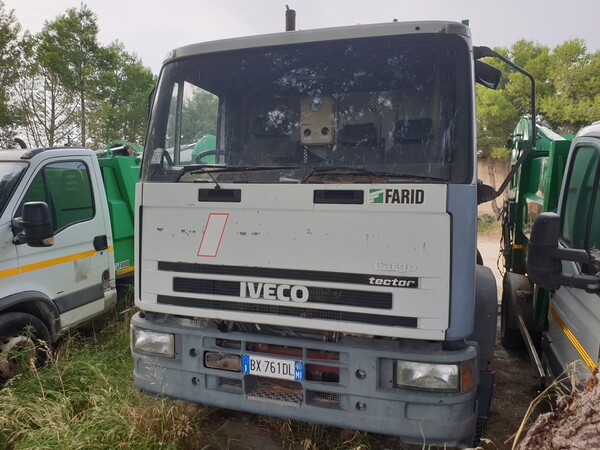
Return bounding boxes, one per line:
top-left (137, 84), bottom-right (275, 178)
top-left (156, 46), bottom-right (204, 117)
top-left (0, 312), bottom-right (51, 381)
top-left (500, 273), bottom-right (529, 350)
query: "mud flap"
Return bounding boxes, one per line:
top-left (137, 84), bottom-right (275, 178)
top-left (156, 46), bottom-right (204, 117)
top-left (471, 369), bottom-right (496, 447)
top-left (472, 265), bottom-right (497, 367)
top-left (470, 265), bottom-right (497, 433)
top-left (476, 369), bottom-right (496, 422)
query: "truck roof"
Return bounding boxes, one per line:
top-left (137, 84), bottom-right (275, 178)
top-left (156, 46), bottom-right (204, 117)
top-left (577, 120), bottom-right (600, 140)
top-left (163, 20), bottom-right (471, 67)
top-left (0, 147), bottom-right (93, 162)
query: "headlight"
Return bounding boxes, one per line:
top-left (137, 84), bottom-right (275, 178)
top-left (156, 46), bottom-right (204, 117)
top-left (131, 328), bottom-right (175, 357)
top-left (394, 361), bottom-right (463, 392)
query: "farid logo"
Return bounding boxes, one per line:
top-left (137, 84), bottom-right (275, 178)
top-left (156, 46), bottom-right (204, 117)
top-left (368, 189), bottom-right (385, 203)
top-left (368, 188), bottom-right (424, 204)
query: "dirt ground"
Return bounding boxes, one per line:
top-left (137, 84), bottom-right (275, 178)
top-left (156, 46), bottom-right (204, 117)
top-left (477, 230), bottom-right (541, 450)
top-left (480, 319), bottom-right (540, 449)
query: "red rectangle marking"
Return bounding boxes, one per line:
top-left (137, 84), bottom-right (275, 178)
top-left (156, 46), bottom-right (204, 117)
top-left (198, 213), bottom-right (229, 257)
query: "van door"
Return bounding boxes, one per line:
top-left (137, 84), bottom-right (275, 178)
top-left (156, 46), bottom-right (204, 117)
top-left (13, 155), bottom-right (112, 329)
top-left (546, 142), bottom-right (600, 378)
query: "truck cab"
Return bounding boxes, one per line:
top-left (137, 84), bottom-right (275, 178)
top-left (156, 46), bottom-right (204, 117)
top-left (0, 147), bottom-right (117, 379)
top-left (131, 21), bottom-right (502, 447)
top-left (527, 122), bottom-right (600, 380)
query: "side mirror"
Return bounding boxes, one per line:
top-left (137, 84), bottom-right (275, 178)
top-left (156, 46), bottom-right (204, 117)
top-left (528, 212), bottom-right (600, 293)
top-left (12, 202), bottom-right (54, 247)
top-left (474, 60), bottom-right (501, 90)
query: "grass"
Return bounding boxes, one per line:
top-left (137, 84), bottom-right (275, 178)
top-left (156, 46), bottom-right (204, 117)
top-left (0, 293), bottom-right (203, 450)
top-left (0, 290), bottom-right (391, 450)
top-left (477, 214), bottom-right (501, 235)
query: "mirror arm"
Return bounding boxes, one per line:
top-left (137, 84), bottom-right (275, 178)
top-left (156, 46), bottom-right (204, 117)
top-left (556, 273), bottom-right (600, 294)
top-left (529, 243), bottom-right (592, 265)
top-left (473, 46), bottom-right (536, 201)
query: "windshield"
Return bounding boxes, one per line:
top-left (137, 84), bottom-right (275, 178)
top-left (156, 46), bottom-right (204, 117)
top-left (0, 162), bottom-right (27, 216)
top-left (142, 33), bottom-right (473, 184)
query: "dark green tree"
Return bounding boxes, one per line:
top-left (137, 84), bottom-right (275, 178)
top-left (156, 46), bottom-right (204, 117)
top-left (91, 42), bottom-right (155, 147)
top-left (476, 39), bottom-right (600, 158)
top-left (38, 4), bottom-right (102, 146)
top-left (541, 40), bottom-right (600, 133)
top-left (181, 89), bottom-right (219, 144)
top-left (504, 40), bottom-right (552, 115)
top-left (0, 1), bottom-right (24, 147)
top-left (19, 33), bottom-right (78, 147)
top-left (475, 39), bottom-right (600, 213)
top-left (476, 41), bottom-right (552, 160)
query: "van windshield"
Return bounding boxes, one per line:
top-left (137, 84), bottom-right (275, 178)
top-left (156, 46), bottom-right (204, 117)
top-left (142, 33), bottom-right (473, 184)
top-left (0, 162), bottom-right (27, 216)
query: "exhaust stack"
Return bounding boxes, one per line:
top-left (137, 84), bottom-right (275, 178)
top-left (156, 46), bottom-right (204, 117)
top-left (285, 5), bottom-right (296, 31)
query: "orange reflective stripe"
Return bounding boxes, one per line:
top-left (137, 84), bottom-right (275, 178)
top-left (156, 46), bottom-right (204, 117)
top-left (0, 267), bottom-right (20, 279)
top-left (550, 305), bottom-right (598, 373)
top-left (20, 249), bottom-right (98, 274)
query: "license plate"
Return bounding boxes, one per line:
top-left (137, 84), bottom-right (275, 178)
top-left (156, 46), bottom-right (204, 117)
top-left (241, 354), bottom-right (304, 381)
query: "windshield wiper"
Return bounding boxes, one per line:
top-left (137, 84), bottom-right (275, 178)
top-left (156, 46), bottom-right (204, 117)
top-left (300, 166), bottom-right (447, 183)
top-left (175, 165), bottom-right (300, 183)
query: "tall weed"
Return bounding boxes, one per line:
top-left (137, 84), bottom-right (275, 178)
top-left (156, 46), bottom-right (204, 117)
top-left (0, 288), bottom-right (411, 449)
top-left (0, 298), bottom-right (203, 449)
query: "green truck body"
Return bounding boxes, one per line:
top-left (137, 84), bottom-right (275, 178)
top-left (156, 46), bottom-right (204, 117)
top-left (97, 144), bottom-right (141, 277)
top-left (502, 117), bottom-right (572, 334)
top-left (501, 117), bottom-right (600, 383)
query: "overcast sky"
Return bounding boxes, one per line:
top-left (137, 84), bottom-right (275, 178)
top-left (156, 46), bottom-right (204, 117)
top-left (5, 0), bottom-right (600, 74)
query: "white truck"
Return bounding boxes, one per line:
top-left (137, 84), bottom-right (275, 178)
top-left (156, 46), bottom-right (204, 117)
top-left (130, 18), bottom-right (532, 447)
top-left (0, 147), bottom-right (118, 379)
top-left (527, 122), bottom-right (600, 381)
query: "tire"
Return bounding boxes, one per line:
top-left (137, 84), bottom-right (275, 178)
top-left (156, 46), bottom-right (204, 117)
top-left (0, 312), bottom-right (51, 381)
top-left (500, 274), bottom-right (528, 350)
top-left (476, 249), bottom-right (484, 266)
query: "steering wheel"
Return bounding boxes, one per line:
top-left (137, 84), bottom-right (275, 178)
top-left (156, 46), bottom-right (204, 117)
top-left (162, 150), bottom-right (173, 166)
top-left (195, 149), bottom-right (224, 164)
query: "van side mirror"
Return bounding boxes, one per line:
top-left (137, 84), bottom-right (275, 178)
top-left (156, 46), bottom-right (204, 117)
top-left (527, 212), bottom-right (600, 293)
top-left (12, 201), bottom-right (54, 247)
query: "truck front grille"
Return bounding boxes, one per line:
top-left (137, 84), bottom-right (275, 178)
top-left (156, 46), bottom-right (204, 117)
top-left (219, 377), bottom-right (243, 393)
top-left (172, 277), bottom-right (392, 309)
top-left (160, 261), bottom-right (418, 287)
top-left (157, 294), bottom-right (417, 328)
top-left (246, 377), bottom-right (303, 406)
top-left (308, 391), bottom-right (341, 408)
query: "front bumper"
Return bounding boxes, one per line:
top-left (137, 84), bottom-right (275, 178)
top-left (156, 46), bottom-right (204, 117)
top-left (131, 312), bottom-right (480, 447)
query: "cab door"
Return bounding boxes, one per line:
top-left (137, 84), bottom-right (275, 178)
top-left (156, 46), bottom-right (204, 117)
top-left (546, 141), bottom-right (600, 378)
top-left (13, 154), bottom-right (112, 329)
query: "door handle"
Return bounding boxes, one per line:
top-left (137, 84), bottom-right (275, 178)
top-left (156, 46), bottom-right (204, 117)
top-left (93, 235), bottom-right (108, 251)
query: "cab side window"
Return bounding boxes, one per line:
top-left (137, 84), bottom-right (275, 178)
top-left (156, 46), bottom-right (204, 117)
top-left (165, 81), bottom-right (219, 166)
top-left (589, 175), bottom-right (600, 252)
top-left (561, 145), bottom-right (600, 260)
top-left (19, 161), bottom-right (94, 232)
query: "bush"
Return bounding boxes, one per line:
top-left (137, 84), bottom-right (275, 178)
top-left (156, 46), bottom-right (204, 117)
top-left (478, 214), bottom-right (500, 234)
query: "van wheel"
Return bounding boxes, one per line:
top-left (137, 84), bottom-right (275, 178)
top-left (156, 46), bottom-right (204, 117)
top-left (0, 313), bottom-right (51, 381)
